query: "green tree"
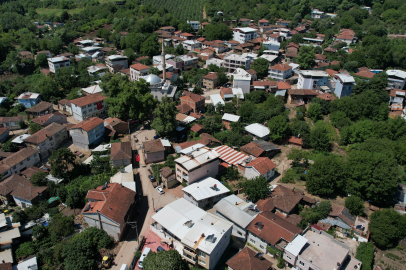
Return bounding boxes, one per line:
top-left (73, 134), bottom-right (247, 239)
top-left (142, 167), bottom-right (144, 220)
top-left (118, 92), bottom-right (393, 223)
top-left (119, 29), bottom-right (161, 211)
top-left (345, 196), bottom-right (364, 216)
top-left (66, 189), bottom-right (84, 208)
top-left (30, 172), bottom-right (47, 187)
top-left (29, 122), bottom-right (43, 134)
top-left (298, 0), bottom-right (311, 17)
top-left (251, 58), bottom-right (269, 79)
top-left (143, 249), bottom-right (189, 270)
top-left (48, 214), bottom-right (75, 241)
top-left (149, 67), bottom-right (160, 75)
top-left (67, 43), bottom-right (79, 55)
top-left (63, 238), bottom-right (97, 270)
top-left (2, 51), bottom-right (21, 73)
top-left (239, 176), bottom-right (269, 202)
top-left (12, 210), bottom-right (27, 223)
top-left (32, 224), bottom-right (48, 240)
top-left (355, 242), bottom-right (374, 270)
top-left (175, 44), bottom-right (185, 55)
top-left (123, 48), bottom-right (135, 63)
top-left (297, 46), bottom-right (315, 70)
top-left (141, 35), bottom-right (160, 58)
top-left (369, 209), bottom-right (406, 249)
top-left (48, 37), bottom-right (63, 55)
top-left (202, 115), bottom-right (222, 134)
top-left (151, 97), bottom-right (178, 137)
top-left (35, 76), bottom-right (63, 103)
top-left (268, 115), bottom-right (290, 142)
top-left (306, 155), bottom-right (345, 197)
top-left (238, 101), bottom-right (256, 122)
top-left (307, 103), bottom-right (323, 122)
top-left (16, 242), bottom-right (35, 260)
top-left (310, 125), bottom-right (330, 152)
top-left (35, 53), bottom-right (48, 67)
top-left (2, 140), bottom-right (18, 152)
top-left (203, 23), bottom-right (233, 41)
top-left (49, 148), bottom-right (77, 178)
top-left (90, 155), bottom-right (111, 174)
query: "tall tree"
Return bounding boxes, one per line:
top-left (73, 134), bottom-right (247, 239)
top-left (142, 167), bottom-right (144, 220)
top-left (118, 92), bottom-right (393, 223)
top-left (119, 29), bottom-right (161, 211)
top-left (151, 97), bottom-right (178, 137)
top-left (49, 148), bottom-right (77, 178)
top-left (297, 46), bottom-right (315, 70)
top-left (310, 125), bottom-right (330, 152)
top-left (251, 58), bottom-right (269, 79)
top-left (239, 176), bottom-right (269, 202)
top-left (369, 209), bottom-right (406, 249)
top-left (268, 114), bottom-right (290, 142)
top-left (143, 249), bottom-right (189, 270)
top-left (141, 35), bottom-right (160, 58)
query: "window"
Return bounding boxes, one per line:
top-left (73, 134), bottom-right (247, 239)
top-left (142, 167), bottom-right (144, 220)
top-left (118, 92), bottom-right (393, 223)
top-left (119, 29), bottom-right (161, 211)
top-left (249, 238), bottom-right (255, 244)
top-left (20, 162), bottom-right (23, 166)
top-left (286, 255), bottom-right (291, 260)
top-left (12, 166), bottom-right (16, 169)
top-left (27, 157), bottom-right (30, 161)
top-left (237, 231), bottom-right (243, 236)
top-left (299, 261), bottom-right (305, 266)
top-left (197, 251), bottom-right (206, 258)
top-left (34, 154), bottom-right (37, 157)
top-left (198, 259), bottom-right (206, 265)
top-left (260, 245), bottom-right (264, 249)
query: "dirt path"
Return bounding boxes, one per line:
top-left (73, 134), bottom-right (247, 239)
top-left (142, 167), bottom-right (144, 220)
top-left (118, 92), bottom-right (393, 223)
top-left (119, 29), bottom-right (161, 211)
top-left (203, 5), bottom-right (207, 20)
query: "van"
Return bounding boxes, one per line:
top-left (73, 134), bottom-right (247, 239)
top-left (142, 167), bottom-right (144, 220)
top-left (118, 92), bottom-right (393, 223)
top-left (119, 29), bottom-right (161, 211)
top-left (138, 247), bottom-right (151, 269)
top-left (120, 264), bottom-right (128, 270)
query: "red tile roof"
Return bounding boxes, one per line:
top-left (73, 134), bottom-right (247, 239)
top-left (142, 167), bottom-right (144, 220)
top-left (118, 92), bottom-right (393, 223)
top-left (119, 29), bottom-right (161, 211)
top-left (315, 54), bottom-right (326, 61)
top-left (317, 93), bottom-right (337, 101)
top-left (240, 142), bottom-right (264, 157)
top-left (246, 157), bottom-right (276, 175)
top-left (270, 63), bottom-right (292, 72)
top-left (180, 91), bottom-right (205, 102)
top-left (330, 60), bottom-right (340, 66)
top-left (287, 136), bottom-right (303, 146)
top-left (70, 117), bottom-right (104, 132)
top-left (190, 123), bottom-right (205, 133)
top-left (203, 72), bottom-right (218, 80)
top-left (179, 133), bottom-right (219, 149)
top-left (0, 148), bottom-right (38, 174)
top-left (286, 42), bottom-right (300, 49)
top-left (130, 63), bottom-right (150, 70)
top-left (252, 81), bottom-right (278, 87)
top-left (70, 93), bottom-right (107, 107)
top-left (110, 142), bottom-right (132, 161)
top-left (0, 127), bottom-right (8, 136)
top-left (21, 166), bottom-right (49, 179)
top-left (24, 123), bottom-right (65, 144)
top-left (83, 183), bottom-right (136, 225)
top-left (26, 101), bottom-right (53, 113)
top-left (0, 174), bottom-right (47, 201)
top-left (143, 140), bottom-right (165, 153)
top-left (277, 81), bottom-right (291, 90)
top-left (226, 246), bottom-right (273, 270)
top-left (247, 212), bottom-right (302, 246)
top-left (176, 103), bottom-right (193, 114)
top-left (289, 89), bottom-right (318, 96)
top-left (180, 33), bottom-right (194, 37)
top-left (326, 69), bottom-right (339, 77)
top-left (355, 69), bottom-right (375, 79)
top-left (31, 112), bottom-right (66, 126)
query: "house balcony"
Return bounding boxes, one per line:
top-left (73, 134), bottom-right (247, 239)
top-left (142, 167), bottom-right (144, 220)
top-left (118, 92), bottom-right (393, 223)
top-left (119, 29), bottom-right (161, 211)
top-left (182, 252), bottom-right (196, 263)
top-left (182, 174), bottom-right (189, 181)
top-left (183, 246), bottom-right (197, 258)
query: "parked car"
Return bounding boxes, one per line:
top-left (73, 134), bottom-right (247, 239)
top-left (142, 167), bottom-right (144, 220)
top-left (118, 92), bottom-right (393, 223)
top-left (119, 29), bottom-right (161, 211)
top-left (148, 175), bottom-right (155, 182)
top-left (74, 151), bottom-right (84, 158)
top-left (40, 166), bottom-right (50, 172)
top-left (154, 135), bottom-right (160, 139)
top-left (156, 186), bottom-right (165, 195)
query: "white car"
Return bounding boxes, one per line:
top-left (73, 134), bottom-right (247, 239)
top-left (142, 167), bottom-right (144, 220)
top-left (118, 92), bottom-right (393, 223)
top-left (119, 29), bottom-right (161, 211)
top-left (156, 186), bottom-right (165, 195)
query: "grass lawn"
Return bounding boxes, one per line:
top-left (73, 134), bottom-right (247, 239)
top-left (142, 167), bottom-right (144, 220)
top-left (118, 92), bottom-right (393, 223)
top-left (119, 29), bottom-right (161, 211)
top-left (36, 8), bottom-right (84, 16)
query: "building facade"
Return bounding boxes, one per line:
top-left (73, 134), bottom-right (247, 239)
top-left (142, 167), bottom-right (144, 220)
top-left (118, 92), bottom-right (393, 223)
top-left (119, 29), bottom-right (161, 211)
top-left (69, 117), bottom-right (105, 149)
top-left (70, 93), bottom-right (108, 122)
top-left (47, 57), bottom-right (71, 73)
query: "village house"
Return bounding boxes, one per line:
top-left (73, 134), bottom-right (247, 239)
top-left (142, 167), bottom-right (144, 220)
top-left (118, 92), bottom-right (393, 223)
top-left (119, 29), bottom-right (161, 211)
top-left (110, 142), bottom-right (132, 167)
top-left (386, 69), bottom-right (406, 90)
top-left (17, 92), bottom-right (41, 108)
top-left (130, 63), bottom-right (150, 81)
top-left (159, 26), bottom-right (176, 34)
top-left (104, 117), bottom-right (128, 136)
top-left (179, 91), bottom-right (205, 113)
top-left (151, 198), bottom-right (233, 270)
top-left (187, 20), bottom-right (200, 30)
top-left (176, 134), bottom-right (221, 153)
top-left (288, 89), bottom-right (319, 104)
top-left (105, 55), bottom-right (128, 73)
top-left (159, 167), bottom-right (177, 188)
top-left (222, 113), bottom-right (240, 130)
top-left (334, 74), bottom-right (356, 98)
top-left (19, 51), bottom-right (33, 61)
top-left (182, 177), bottom-right (229, 209)
top-left (57, 99), bottom-right (72, 115)
top-left (23, 123), bottom-right (68, 159)
top-left (220, 88), bottom-right (244, 101)
top-left (232, 68), bottom-right (252, 94)
top-left (269, 63), bottom-right (293, 81)
top-left (233, 27), bottom-right (258, 43)
top-left (190, 123), bottom-right (205, 134)
top-left (175, 145), bottom-right (220, 185)
top-left (0, 128), bottom-right (9, 143)
top-left (223, 54), bottom-right (252, 73)
top-left (243, 157), bottom-right (276, 180)
top-left (26, 101), bottom-right (53, 117)
top-left (244, 123), bottom-right (270, 140)
top-left (20, 166), bottom-right (48, 180)
top-left (180, 32), bottom-right (195, 40)
top-left (297, 70), bottom-right (329, 89)
top-left (247, 212), bottom-right (303, 254)
top-left (143, 139), bottom-right (165, 164)
top-left (36, 50), bottom-right (52, 58)
top-left (0, 148), bottom-right (40, 180)
top-left (82, 183), bottom-right (137, 240)
top-left (0, 116), bottom-right (24, 131)
top-left (226, 246), bottom-right (273, 270)
top-left (240, 141), bottom-right (280, 158)
top-left (0, 174), bottom-right (47, 209)
top-left (47, 56), bottom-right (70, 73)
top-left (202, 72), bottom-right (219, 89)
top-left (214, 195), bottom-right (261, 242)
top-left (69, 117), bottom-right (105, 149)
top-left (70, 93), bottom-right (108, 122)
top-left (31, 112), bottom-right (68, 127)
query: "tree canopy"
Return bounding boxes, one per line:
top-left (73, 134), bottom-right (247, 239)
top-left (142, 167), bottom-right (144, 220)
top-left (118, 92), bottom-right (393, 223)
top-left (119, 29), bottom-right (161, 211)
top-left (143, 249), bottom-right (189, 270)
top-left (151, 96), bottom-right (178, 137)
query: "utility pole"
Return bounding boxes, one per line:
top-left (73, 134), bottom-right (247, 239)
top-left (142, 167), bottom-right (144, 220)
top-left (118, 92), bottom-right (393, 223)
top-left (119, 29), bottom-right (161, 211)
top-left (127, 222), bottom-right (139, 244)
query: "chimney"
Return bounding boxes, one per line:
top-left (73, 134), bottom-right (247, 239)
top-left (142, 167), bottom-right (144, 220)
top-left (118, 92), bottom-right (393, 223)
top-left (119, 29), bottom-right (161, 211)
top-left (162, 41), bottom-right (166, 81)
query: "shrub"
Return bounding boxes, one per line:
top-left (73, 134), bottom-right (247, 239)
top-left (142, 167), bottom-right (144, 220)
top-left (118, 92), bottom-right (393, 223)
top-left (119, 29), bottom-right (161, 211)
top-left (355, 242), bottom-right (374, 270)
top-left (345, 196), bottom-right (364, 216)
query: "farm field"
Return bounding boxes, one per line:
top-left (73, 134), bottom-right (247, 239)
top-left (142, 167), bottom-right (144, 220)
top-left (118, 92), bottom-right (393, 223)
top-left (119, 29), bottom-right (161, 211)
top-left (142, 0), bottom-right (204, 21)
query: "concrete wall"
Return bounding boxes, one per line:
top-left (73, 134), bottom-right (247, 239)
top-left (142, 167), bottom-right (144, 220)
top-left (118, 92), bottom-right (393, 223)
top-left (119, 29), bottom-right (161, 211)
top-left (29, 129), bottom-right (68, 159)
top-left (245, 167), bottom-right (275, 180)
top-left (233, 79), bottom-right (250, 94)
top-left (297, 75), bottom-right (328, 89)
top-left (216, 211), bottom-right (247, 241)
top-left (175, 159), bottom-right (219, 185)
top-left (112, 158), bottom-right (132, 167)
top-left (1, 120), bottom-right (22, 131)
top-left (145, 151), bottom-right (164, 164)
top-left (13, 196), bottom-right (34, 209)
top-left (247, 231), bottom-right (269, 253)
top-left (83, 212), bottom-right (122, 240)
top-left (207, 227), bottom-right (232, 270)
top-left (70, 128), bottom-right (90, 149)
top-left (183, 191), bottom-right (228, 209)
top-left (18, 97), bottom-right (41, 108)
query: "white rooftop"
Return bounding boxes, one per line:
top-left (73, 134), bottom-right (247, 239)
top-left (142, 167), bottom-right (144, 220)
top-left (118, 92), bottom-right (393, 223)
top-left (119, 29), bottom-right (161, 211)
top-left (222, 113), bottom-right (240, 122)
top-left (182, 177), bottom-right (229, 201)
top-left (160, 139), bottom-right (171, 147)
top-left (386, 69), bottom-right (406, 79)
top-left (87, 66), bottom-right (107, 74)
top-left (152, 198), bottom-right (233, 254)
top-left (234, 27), bottom-right (258, 33)
top-left (224, 54), bottom-right (250, 62)
top-left (232, 68), bottom-right (251, 81)
top-left (12, 134), bottom-right (30, 144)
top-left (245, 123), bottom-right (270, 138)
top-left (259, 54), bottom-right (278, 63)
top-left (81, 46), bottom-right (102, 52)
top-left (300, 70), bottom-right (329, 77)
top-left (210, 94), bottom-right (225, 106)
top-left (335, 74), bottom-right (355, 83)
top-left (107, 54), bottom-right (128, 60)
top-left (183, 115), bottom-right (197, 124)
top-left (12, 256), bottom-right (38, 270)
top-left (232, 88), bottom-right (244, 99)
top-left (47, 56), bottom-right (69, 63)
top-left (175, 146), bottom-right (220, 171)
top-left (92, 144), bottom-right (111, 152)
top-left (78, 40), bottom-right (94, 44)
top-left (82, 85), bottom-right (103, 95)
top-left (17, 92), bottom-right (40, 100)
top-left (285, 235), bottom-right (308, 256)
top-left (180, 143), bottom-right (206, 153)
top-left (110, 164), bottom-right (135, 192)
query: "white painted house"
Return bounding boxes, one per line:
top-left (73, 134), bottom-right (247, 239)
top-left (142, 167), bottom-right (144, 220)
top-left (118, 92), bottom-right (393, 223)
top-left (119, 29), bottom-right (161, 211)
top-left (387, 69), bottom-right (406, 90)
top-left (297, 70), bottom-right (329, 90)
top-left (182, 177), bottom-right (229, 209)
top-left (233, 27), bottom-right (258, 43)
top-left (47, 56), bottom-right (70, 73)
top-left (232, 68), bottom-right (251, 94)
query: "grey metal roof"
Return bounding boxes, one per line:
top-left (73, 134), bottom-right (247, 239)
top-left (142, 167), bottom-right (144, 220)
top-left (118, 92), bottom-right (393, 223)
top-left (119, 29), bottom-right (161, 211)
top-left (214, 196), bottom-right (259, 229)
top-left (318, 218), bottom-right (350, 229)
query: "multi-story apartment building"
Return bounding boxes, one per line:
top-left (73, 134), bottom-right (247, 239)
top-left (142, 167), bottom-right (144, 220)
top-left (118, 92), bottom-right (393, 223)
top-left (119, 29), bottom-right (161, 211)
top-left (224, 54), bottom-right (252, 73)
top-left (69, 117), bottom-right (105, 149)
top-left (151, 198), bottom-right (233, 270)
top-left (187, 20), bottom-right (200, 30)
top-left (70, 93), bottom-right (108, 122)
top-left (182, 177), bottom-right (229, 208)
top-left (269, 63), bottom-right (293, 80)
top-left (47, 56), bottom-right (70, 73)
top-left (23, 123), bottom-right (68, 159)
top-left (202, 72), bottom-right (219, 89)
top-left (179, 54), bottom-right (199, 70)
top-left (232, 68), bottom-right (252, 94)
top-left (130, 63), bottom-right (150, 81)
top-left (233, 28), bottom-right (258, 43)
top-left (175, 145), bottom-right (220, 185)
top-left (297, 70), bottom-right (329, 89)
top-left (0, 148), bottom-right (40, 180)
top-left (386, 69), bottom-right (406, 90)
top-left (105, 55), bottom-right (128, 73)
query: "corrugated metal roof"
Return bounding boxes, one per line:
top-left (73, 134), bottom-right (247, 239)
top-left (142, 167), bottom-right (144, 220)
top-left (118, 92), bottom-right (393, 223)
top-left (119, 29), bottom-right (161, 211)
top-left (182, 177), bottom-right (229, 201)
top-left (214, 145), bottom-right (248, 165)
top-left (285, 235), bottom-right (308, 256)
top-left (214, 196), bottom-right (258, 228)
top-left (245, 123), bottom-right (270, 138)
top-left (222, 113), bottom-right (240, 122)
